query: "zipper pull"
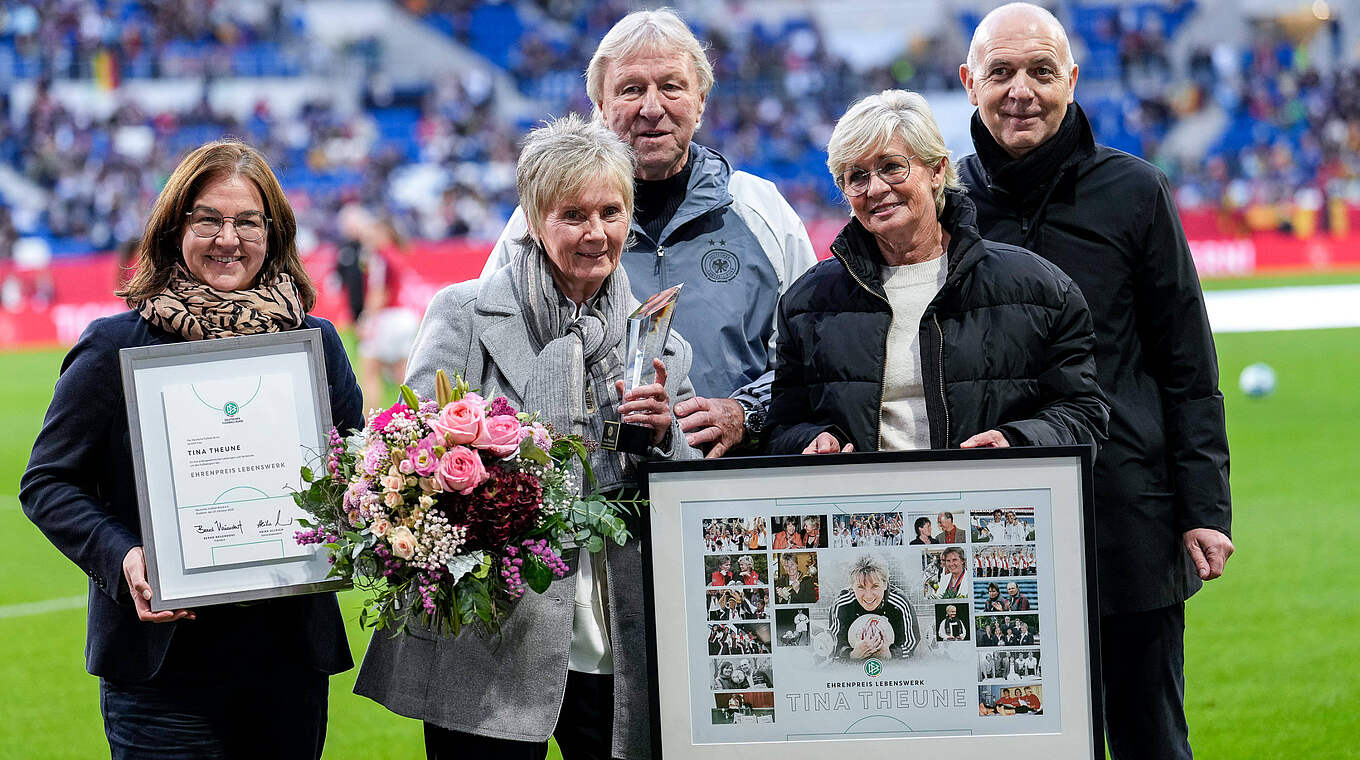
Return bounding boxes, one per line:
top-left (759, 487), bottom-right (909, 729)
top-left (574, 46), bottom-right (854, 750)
top-left (654, 246), bottom-right (665, 277)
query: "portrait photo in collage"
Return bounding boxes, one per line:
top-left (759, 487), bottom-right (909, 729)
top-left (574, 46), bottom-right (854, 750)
top-left (710, 656), bottom-right (774, 690)
top-left (708, 622), bottom-right (772, 655)
top-left (770, 514), bottom-right (827, 549)
top-left (705, 553), bottom-right (769, 587)
top-left (974, 613), bottom-right (1040, 647)
top-left (774, 607), bottom-right (812, 647)
top-left (969, 507), bottom-right (1036, 543)
top-left (773, 551), bottom-right (820, 605)
top-left (921, 545), bottom-right (970, 599)
top-left (707, 587), bottom-right (771, 621)
top-left (973, 579), bottom-right (1039, 613)
top-left (703, 516), bottom-right (767, 552)
top-left (973, 544), bottom-right (1037, 577)
top-left (905, 510), bottom-right (968, 545)
top-left (978, 684), bottom-right (1044, 716)
top-left (711, 691), bottom-right (776, 725)
top-left (978, 648), bottom-right (1042, 683)
top-left (829, 511), bottom-right (903, 547)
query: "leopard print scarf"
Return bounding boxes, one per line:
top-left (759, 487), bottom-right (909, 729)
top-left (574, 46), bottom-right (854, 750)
top-left (136, 266), bottom-right (306, 340)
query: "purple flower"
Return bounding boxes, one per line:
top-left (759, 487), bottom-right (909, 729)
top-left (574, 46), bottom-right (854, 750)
top-left (488, 396), bottom-right (518, 418)
top-left (406, 435), bottom-right (441, 477)
top-left (361, 442), bottom-right (389, 477)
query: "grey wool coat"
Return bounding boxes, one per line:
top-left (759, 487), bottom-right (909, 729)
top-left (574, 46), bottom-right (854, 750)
top-left (354, 266), bottom-right (699, 758)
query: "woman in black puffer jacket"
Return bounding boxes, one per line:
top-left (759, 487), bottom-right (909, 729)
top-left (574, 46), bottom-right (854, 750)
top-left (767, 90), bottom-right (1108, 455)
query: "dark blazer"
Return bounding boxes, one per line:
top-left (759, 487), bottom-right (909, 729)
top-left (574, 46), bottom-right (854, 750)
top-left (959, 104), bottom-right (1231, 615)
top-left (20, 310), bottom-right (363, 682)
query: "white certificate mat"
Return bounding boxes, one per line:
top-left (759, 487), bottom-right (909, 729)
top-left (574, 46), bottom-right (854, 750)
top-left (644, 449), bottom-right (1102, 760)
top-left (162, 373), bottom-right (310, 571)
top-left (121, 329), bottom-right (350, 608)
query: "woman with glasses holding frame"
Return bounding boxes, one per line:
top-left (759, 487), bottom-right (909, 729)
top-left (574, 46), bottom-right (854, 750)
top-left (20, 140), bottom-right (362, 759)
top-left (766, 90), bottom-right (1108, 456)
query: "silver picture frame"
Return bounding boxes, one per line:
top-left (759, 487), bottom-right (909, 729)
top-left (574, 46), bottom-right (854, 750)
top-left (120, 328), bottom-right (350, 609)
top-left (642, 447), bottom-right (1102, 759)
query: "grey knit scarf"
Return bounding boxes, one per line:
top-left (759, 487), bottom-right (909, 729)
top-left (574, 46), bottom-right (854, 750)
top-left (510, 243), bottom-right (637, 493)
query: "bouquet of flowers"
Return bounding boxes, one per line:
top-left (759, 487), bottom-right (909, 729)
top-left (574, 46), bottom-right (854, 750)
top-left (293, 370), bottom-right (640, 635)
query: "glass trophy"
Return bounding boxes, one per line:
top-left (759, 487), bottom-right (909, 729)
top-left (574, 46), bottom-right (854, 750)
top-left (603, 283), bottom-right (683, 454)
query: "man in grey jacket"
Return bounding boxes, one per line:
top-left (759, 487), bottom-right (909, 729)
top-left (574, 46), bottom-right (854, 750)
top-left (481, 9), bottom-right (817, 457)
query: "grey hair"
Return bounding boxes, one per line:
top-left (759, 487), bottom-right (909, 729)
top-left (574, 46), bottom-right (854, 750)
top-left (585, 8), bottom-right (715, 108)
top-left (849, 555), bottom-right (890, 585)
top-left (826, 89), bottom-right (960, 216)
top-left (966, 2), bottom-right (1075, 71)
top-left (514, 113), bottom-right (637, 243)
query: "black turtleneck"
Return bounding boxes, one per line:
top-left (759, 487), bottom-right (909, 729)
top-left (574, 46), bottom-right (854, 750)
top-left (970, 104), bottom-right (1084, 211)
top-left (634, 159), bottom-right (692, 245)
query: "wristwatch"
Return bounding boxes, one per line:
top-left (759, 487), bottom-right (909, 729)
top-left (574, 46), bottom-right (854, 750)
top-left (737, 398), bottom-right (765, 434)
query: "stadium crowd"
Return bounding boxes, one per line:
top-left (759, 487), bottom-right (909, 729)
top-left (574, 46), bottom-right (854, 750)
top-left (3, 0), bottom-right (1360, 264)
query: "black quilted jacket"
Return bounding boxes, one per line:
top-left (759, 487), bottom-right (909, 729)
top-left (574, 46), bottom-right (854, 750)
top-left (766, 189), bottom-right (1108, 454)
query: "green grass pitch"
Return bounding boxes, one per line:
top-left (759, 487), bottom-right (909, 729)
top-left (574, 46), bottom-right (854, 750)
top-left (1, 284), bottom-right (1356, 758)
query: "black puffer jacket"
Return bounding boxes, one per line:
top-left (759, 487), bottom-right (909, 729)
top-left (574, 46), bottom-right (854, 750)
top-left (766, 189), bottom-right (1108, 454)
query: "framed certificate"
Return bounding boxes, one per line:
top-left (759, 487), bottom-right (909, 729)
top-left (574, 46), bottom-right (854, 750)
top-left (642, 447), bottom-right (1102, 759)
top-left (120, 329), bottom-right (349, 609)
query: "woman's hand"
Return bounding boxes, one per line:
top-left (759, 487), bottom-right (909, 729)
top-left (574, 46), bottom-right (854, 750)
top-left (802, 432), bottom-right (855, 454)
top-left (122, 547), bottom-right (195, 623)
top-left (616, 358), bottom-right (672, 445)
top-left (850, 628), bottom-right (885, 659)
top-left (960, 429), bottom-right (1009, 448)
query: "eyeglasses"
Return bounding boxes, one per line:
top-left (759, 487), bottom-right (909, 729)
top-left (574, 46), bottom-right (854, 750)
top-left (840, 154), bottom-right (915, 197)
top-left (185, 207), bottom-right (270, 242)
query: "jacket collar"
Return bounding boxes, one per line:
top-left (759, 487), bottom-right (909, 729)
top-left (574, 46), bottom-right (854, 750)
top-left (830, 187), bottom-right (989, 299)
top-left (472, 264), bottom-right (534, 398)
top-left (632, 142), bottom-right (734, 246)
top-left (970, 102), bottom-right (1097, 207)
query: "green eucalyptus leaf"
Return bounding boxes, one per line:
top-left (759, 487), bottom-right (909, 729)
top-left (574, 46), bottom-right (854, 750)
top-left (586, 535), bottom-right (604, 553)
top-left (522, 554), bottom-right (554, 594)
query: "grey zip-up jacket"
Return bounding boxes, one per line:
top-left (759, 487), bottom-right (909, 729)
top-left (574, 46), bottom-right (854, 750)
top-left (483, 143), bottom-right (816, 416)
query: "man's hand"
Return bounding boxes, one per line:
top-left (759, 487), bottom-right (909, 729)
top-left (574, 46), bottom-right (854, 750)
top-left (1183, 528), bottom-right (1234, 580)
top-left (802, 432), bottom-right (854, 455)
top-left (122, 547), bottom-right (195, 623)
top-left (960, 430), bottom-right (1010, 448)
top-left (676, 396), bottom-right (745, 458)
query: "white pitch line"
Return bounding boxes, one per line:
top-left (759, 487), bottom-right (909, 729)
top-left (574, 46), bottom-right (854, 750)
top-left (0, 594), bottom-right (85, 620)
top-left (1206, 284), bottom-right (1360, 333)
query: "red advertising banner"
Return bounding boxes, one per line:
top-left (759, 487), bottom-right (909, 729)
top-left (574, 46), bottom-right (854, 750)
top-left (3, 231), bottom-right (1358, 349)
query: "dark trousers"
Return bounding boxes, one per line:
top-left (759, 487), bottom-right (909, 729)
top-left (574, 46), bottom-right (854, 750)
top-left (100, 669), bottom-right (329, 760)
top-left (1101, 603), bottom-right (1192, 760)
top-left (425, 670), bottom-right (614, 760)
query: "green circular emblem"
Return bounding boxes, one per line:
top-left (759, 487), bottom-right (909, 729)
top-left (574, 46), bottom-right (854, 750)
top-left (224, 402), bottom-right (239, 416)
top-left (864, 658), bottom-right (882, 677)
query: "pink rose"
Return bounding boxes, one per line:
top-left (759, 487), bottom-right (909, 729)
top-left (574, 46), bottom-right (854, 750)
top-left (431, 399), bottom-right (486, 445)
top-left (390, 526), bottom-right (416, 560)
top-left (369, 516), bottom-right (391, 537)
top-left (435, 445), bottom-right (489, 495)
top-left (475, 415), bottom-right (524, 458)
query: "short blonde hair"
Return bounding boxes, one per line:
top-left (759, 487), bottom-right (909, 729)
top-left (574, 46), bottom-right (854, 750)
top-left (826, 90), bottom-right (960, 216)
top-left (849, 555), bottom-right (890, 585)
top-left (585, 8), bottom-right (715, 108)
top-left (515, 114), bottom-right (637, 241)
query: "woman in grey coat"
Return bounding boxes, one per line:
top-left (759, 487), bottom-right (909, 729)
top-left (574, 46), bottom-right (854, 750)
top-left (354, 115), bottom-right (699, 759)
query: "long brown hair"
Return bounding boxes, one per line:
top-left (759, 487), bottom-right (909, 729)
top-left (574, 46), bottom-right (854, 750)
top-left (117, 139), bottom-right (316, 310)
